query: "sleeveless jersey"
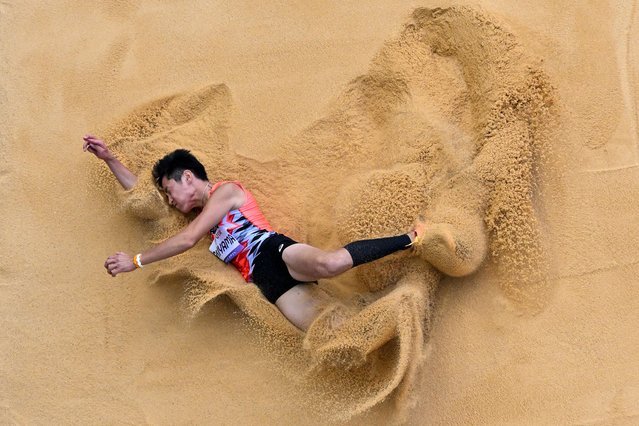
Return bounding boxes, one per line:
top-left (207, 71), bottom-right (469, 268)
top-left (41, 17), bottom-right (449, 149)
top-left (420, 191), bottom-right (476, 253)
top-left (208, 181), bottom-right (274, 282)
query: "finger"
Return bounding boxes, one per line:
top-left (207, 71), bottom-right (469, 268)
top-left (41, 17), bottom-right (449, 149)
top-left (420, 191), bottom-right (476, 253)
top-left (87, 143), bottom-right (102, 153)
top-left (84, 138), bottom-right (97, 149)
top-left (90, 139), bottom-right (106, 149)
top-left (108, 265), bottom-right (118, 277)
top-left (85, 137), bottom-right (101, 147)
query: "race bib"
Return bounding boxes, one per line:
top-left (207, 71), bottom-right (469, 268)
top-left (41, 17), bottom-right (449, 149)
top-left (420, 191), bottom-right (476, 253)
top-left (209, 226), bottom-right (243, 263)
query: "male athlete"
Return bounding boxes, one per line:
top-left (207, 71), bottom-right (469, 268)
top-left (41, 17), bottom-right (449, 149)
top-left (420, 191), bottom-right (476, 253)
top-left (83, 135), bottom-right (424, 331)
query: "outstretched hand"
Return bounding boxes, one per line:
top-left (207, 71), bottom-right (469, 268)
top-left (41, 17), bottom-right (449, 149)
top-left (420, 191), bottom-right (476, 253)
top-left (104, 252), bottom-right (136, 277)
top-left (82, 134), bottom-right (138, 190)
top-left (83, 135), bottom-right (114, 161)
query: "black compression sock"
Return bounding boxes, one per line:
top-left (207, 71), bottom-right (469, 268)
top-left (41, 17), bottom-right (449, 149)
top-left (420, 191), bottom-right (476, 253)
top-left (343, 234), bottom-right (412, 267)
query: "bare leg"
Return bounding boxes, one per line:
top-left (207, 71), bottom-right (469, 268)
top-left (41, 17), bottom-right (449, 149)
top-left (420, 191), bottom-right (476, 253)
top-left (281, 231), bottom-right (418, 283)
top-left (281, 244), bottom-right (353, 282)
top-left (274, 283), bottom-right (333, 331)
top-left (274, 231), bottom-right (420, 330)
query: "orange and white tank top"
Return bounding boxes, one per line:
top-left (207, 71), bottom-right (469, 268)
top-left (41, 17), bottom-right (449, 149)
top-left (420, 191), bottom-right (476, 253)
top-left (208, 181), bottom-right (274, 282)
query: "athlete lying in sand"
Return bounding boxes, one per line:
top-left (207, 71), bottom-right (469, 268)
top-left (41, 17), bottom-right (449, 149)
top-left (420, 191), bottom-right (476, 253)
top-left (83, 134), bottom-right (425, 331)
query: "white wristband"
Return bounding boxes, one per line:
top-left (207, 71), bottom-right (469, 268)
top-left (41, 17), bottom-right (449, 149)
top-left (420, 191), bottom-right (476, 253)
top-left (136, 253), bottom-right (144, 268)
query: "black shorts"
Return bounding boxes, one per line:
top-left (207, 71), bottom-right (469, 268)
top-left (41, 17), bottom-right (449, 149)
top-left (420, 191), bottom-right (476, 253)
top-left (251, 233), bottom-right (316, 304)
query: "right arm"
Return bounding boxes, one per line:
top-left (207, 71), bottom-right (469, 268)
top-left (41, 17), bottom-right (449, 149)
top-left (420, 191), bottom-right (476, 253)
top-left (104, 183), bottom-right (244, 276)
top-left (83, 135), bottom-right (138, 190)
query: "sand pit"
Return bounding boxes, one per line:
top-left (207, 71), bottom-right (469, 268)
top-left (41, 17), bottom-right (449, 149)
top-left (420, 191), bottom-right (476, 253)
top-left (2, 1), bottom-right (638, 424)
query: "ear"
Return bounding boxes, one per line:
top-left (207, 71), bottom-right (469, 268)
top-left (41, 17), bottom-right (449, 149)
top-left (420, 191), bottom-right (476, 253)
top-left (183, 170), bottom-right (194, 183)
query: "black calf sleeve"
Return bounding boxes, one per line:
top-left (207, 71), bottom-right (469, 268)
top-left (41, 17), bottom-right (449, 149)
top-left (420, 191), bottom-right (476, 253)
top-left (343, 234), bottom-right (412, 267)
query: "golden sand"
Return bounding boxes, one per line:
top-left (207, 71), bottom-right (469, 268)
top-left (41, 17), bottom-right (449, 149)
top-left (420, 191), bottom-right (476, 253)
top-left (2, 2), bottom-right (638, 424)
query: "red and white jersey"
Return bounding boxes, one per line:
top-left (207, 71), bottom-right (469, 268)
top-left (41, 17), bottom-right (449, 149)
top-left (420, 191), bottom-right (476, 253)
top-left (208, 181), bottom-right (274, 282)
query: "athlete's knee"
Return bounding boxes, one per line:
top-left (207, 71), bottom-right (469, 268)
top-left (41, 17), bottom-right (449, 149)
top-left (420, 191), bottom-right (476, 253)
top-left (316, 252), bottom-right (347, 278)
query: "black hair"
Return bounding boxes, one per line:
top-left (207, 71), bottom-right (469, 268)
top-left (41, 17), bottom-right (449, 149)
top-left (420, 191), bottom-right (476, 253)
top-left (152, 149), bottom-right (209, 187)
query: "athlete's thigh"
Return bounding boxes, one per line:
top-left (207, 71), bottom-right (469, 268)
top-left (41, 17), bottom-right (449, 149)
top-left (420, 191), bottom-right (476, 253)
top-left (281, 243), bottom-right (327, 282)
top-left (275, 283), bottom-right (329, 331)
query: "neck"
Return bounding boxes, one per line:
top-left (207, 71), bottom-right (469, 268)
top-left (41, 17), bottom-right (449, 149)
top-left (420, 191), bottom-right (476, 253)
top-left (197, 180), bottom-right (212, 208)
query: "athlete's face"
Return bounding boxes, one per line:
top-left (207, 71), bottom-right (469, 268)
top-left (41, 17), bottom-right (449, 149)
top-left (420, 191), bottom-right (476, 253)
top-left (161, 171), bottom-right (198, 213)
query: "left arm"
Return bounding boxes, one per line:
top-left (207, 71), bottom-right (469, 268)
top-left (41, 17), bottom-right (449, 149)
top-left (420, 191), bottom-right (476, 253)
top-left (104, 184), bottom-right (242, 277)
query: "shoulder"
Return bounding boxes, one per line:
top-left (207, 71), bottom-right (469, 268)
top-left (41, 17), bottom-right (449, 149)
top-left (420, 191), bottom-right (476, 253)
top-left (211, 181), bottom-right (247, 209)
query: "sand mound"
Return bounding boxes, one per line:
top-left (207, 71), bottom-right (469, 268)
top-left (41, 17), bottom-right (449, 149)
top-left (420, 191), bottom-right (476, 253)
top-left (88, 6), bottom-right (554, 421)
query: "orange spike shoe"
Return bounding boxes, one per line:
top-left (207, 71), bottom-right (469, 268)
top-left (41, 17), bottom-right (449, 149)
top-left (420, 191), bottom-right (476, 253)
top-left (408, 219), bottom-right (427, 247)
